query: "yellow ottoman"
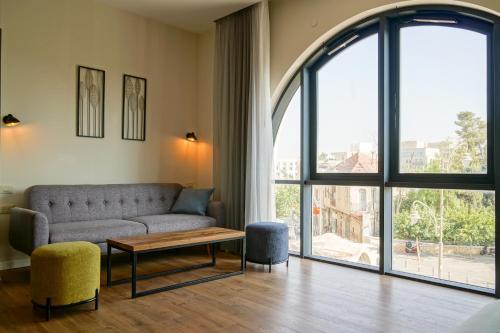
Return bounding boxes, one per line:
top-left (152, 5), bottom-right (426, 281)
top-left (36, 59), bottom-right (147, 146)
top-left (31, 241), bottom-right (100, 320)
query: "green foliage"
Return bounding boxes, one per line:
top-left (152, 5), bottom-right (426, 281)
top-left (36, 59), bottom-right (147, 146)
top-left (451, 111), bottom-right (487, 173)
top-left (393, 189), bottom-right (495, 246)
top-left (275, 185), bottom-right (300, 220)
top-left (393, 111), bottom-right (493, 246)
top-left (445, 196), bottom-right (494, 246)
top-left (318, 152), bottom-right (329, 163)
top-left (393, 211), bottom-right (433, 241)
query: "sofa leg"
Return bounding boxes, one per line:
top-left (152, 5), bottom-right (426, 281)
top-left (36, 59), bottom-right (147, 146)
top-left (46, 298), bottom-right (51, 321)
top-left (268, 258), bottom-right (272, 273)
top-left (95, 289), bottom-right (99, 311)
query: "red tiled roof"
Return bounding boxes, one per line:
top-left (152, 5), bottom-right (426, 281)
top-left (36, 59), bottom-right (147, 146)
top-left (334, 152), bottom-right (377, 172)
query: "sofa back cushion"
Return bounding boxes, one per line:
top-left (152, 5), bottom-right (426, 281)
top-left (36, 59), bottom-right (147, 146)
top-left (26, 183), bottom-right (183, 224)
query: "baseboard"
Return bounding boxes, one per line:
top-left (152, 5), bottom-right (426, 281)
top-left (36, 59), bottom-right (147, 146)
top-left (0, 258), bottom-right (30, 271)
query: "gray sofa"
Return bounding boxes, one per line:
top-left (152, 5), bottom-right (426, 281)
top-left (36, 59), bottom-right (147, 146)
top-left (9, 183), bottom-right (224, 254)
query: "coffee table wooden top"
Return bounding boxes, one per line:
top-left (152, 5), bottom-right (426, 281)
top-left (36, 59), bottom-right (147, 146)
top-left (107, 227), bottom-right (245, 252)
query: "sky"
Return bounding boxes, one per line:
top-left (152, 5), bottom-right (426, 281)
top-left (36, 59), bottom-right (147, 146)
top-left (275, 25), bottom-right (487, 161)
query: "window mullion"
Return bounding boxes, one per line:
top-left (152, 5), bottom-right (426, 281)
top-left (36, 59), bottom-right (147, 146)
top-left (301, 68), bottom-right (312, 258)
top-left (492, 20), bottom-right (500, 299)
top-left (380, 16), bottom-right (391, 274)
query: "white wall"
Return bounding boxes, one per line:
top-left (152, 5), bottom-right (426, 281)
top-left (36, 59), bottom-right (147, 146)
top-left (0, 0), bottom-right (203, 269)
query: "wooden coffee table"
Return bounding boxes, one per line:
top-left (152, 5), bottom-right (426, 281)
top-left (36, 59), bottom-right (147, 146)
top-left (106, 227), bottom-right (246, 298)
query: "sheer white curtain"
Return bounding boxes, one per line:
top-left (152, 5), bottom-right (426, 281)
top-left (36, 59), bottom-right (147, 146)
top-left (245, 0), bottom-right (273, 225)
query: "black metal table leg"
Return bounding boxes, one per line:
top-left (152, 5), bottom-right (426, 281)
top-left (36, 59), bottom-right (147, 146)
top-left (211, 243), bottom-right (216, 266)
top-left (106, 243), bottom-right (111, 287)
top-left (46, 298), bottom-right (51, 321)
top-left (131, 252), bottom-right (137, 298)
top-left (241, 238), bottom-right (246, 272)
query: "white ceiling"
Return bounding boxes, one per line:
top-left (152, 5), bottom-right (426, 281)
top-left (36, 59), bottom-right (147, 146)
top-left (97, 0), bottom-right (259, 33)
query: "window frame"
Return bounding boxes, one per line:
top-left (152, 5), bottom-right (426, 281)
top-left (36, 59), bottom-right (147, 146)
top-left (388, 12), bottom-right (495, 188)
top-left (272, 5), bottom-right (500, 297)
top-left (309, 24), bottom-right (382, 183)
top-left (273, 74), bottom-right (302, 254)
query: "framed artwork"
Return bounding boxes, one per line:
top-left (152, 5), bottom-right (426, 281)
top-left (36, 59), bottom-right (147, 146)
top-left (77, 66), bottom-right (105, 138)
top-left (122, 74), bottom-right (147, 141)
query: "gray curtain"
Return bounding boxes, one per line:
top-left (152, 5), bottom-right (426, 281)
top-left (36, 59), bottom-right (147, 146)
top-left (213, 7), bottom-right (253, 235)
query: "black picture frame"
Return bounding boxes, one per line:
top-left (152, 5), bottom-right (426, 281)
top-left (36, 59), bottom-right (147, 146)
top-left (76, 65), bottom-right (105, 138)
top-left (122, 74), bottom-right (147, 141)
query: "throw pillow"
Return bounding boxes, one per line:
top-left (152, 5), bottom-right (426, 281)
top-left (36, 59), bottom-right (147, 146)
top-left (171, 188), bottom-right (214, 216)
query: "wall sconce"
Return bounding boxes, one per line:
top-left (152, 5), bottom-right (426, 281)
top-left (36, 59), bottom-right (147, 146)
top-left (186, 132), bottom-right (198, 142)
top-left (2, 114), bottom-right (20, 127)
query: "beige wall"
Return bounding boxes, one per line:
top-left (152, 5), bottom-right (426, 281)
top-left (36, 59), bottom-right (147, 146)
top-left (0, 0), bottom-right (203, 269)
top-left (196, 27), bottom-right (215, 188)
top-left (270, 0), bottom-right (500, 102)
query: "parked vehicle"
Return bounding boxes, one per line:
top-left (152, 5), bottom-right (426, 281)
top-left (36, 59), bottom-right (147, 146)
top-left (480, 245), bottom-right (495, 256)
top-left (405, 241), bottom-right (418, 254)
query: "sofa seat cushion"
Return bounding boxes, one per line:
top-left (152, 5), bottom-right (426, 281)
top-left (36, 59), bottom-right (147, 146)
top-left (128, 214), bottom-right (216, 234)
top-left (49, 219), bottom-right (147, 244)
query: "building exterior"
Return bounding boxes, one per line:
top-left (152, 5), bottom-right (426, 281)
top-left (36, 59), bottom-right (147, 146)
top-left (400, 141), bottom-right (440, 172)
top-left (312, 153), bottom-right (379, 244)
top-left (275, 159), bottom-right (300, 179)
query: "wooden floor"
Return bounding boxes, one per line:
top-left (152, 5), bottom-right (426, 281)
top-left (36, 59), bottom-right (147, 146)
top-left (0, 251), bottom-right (494, 333)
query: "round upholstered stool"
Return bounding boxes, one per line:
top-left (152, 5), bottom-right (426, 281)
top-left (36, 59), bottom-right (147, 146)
top-left (245, 222), bottom-right (289, 273)
top-left (31, 241), bottom-right (100, 321)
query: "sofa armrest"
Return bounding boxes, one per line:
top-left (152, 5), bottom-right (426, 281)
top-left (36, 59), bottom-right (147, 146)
top-left (9, 207), bottom-right (49, 255)
top-left (206, 201), bottom-right (225, 227)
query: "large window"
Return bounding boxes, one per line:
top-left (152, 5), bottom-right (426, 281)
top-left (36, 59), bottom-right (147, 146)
top-left (316, 33), bottom-right (379, 173)
top-left (273, 6), bottom-right (500, 296)
top-left (274, 184), bottom-right (301, 252)
top-left (392, 188), bottom-right (495, 288)
top-left (274, 87), bottom-right (301, 180)
top-left (389, 15), bottom-right (494, 290)
top-left (312, 185), bottom-right (380, 266)
top-left (398, 25), bottom-right (488, 174)
top-left (273, 84), bottom-right (301, 253)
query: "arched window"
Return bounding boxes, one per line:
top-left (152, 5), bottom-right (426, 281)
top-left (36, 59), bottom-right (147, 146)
top-left (315, 29), bottom-right (378, 174)
top-left (273, 76), bottom-right (301, 253)
top-left (272, 6), bottom-right (499, 295)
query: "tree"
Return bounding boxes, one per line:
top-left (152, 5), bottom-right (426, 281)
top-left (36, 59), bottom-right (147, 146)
top-left (393, 188), bottom-right (494, 247)
top-left (275, 185), bottom-right (300, 221)
top-left (393, 111), bottom-right (493, 249)
top-left (451, 111), bottom-right (486, 173)
top-left (318, 152), bottom-right (329, 163)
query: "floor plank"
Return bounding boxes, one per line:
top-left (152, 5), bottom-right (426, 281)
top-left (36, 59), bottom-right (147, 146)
top-left (0, 251), bottom-right (494, 333)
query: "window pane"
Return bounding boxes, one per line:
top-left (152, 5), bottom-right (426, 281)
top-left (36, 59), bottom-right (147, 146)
top-left (392, 188), bottom-right (495, 289)
top-left (312, 185), bottom-right (380, 266)
top-left (399, 26), bottom-right (487, 174)
top-left (273, 184), bottom-right (301, 252)
top-left (274, 88), bottom-right (301, 180)
top-left (316, 34), bottom-right (378, 173)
